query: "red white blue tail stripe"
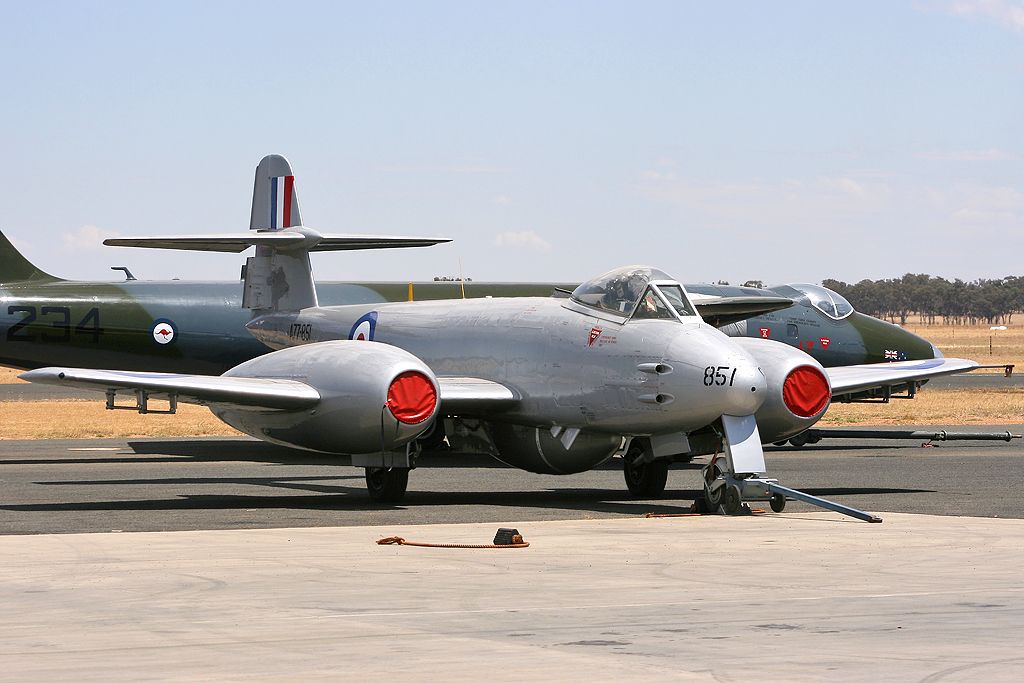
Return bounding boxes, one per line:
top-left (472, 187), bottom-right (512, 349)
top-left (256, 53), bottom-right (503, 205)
top-left (269, 175), bottom-right (295, 230)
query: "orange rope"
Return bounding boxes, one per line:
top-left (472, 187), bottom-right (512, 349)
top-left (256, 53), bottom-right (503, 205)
top-left (376, 536), bottom-right (530, 549)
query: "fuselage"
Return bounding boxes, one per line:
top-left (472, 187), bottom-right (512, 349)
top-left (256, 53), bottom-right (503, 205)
top-left (0, 279), bottom-right (937, 374)
top-left (247, 296), bottom-right (767, 435)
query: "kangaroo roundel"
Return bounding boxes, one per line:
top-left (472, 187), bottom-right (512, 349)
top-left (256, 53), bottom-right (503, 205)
top-left (151, 318), bottom-right (177, 345)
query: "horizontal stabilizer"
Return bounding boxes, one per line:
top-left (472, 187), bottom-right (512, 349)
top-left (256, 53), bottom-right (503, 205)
top-left (826, 358), bottom-right (978, 396)
top-left (104, 228), bottom-right (451, 253)
top-left (690, 293), bottom-right (794, 327)
top-left (19, 367), bottom-right (320, 410)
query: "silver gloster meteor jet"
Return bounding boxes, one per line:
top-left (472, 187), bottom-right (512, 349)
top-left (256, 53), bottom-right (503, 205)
top-left (20, 163), bottom-right (976, 520)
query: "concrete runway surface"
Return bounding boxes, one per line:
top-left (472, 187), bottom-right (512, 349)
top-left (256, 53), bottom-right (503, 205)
top-left (1, 431), bottom-right (1023, 680)
top-left (1, 513), bottom-right (1022, 681)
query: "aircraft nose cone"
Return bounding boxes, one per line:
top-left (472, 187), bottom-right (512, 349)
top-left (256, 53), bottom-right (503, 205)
top-left (726, 360), bottom-right (767, 415)
top-left (662, 328), bottom-right (767, 424)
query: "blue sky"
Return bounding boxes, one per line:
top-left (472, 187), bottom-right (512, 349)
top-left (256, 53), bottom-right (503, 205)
top-left (1, 1), bottom-right (1021, 285)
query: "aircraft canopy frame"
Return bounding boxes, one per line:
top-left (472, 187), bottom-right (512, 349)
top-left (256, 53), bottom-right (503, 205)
top-left (570, 266), bottom-right (699, 321)
top-left (784, 283), bottom-right (855, 320)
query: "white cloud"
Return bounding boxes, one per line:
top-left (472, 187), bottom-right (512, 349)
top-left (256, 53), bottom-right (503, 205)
top-left (939, 0), bottom-right (1024, 32)
top-left (493, 194), bottom-right (512, 206)
top-left (941, 184), bottom-right (1024, 228)
top-left (375, 163), bottom-right (508, 174)
top-left (635, 168), bottom-right (1024, 243)
top-left (493, 230), bottom-right (551, 252)
top-left (634, 172), bottom-right (890, 223)
top-left (62, 224), bottom-right (118, 251)
top-left (916, 148), bottom-right (1017, 161)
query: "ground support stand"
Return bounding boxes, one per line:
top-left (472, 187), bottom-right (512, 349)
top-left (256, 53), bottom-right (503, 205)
top-left (710, 414), bottom-right (883, 524)
top-left (703, 470), bottom-right (882, 523)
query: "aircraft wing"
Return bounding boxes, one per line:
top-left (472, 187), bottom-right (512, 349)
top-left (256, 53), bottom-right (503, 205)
top-left (104, 231), bottom-right (450, 253)
top-left (437, 376), bottom-right (519, 412)
top-left (19, 368), bottom-right (519, 413)
top-left (18, 368), bottom-right (321, 410)
top-left (690, 294), bottom-right (794, 327)
top-left (826, 358), bottom-right (979, 396)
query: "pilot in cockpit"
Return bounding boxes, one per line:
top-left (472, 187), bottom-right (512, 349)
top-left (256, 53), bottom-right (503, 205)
top-left (570, 266), bottom-right (700, 322)
top-left (632, 289), bottom-right (674, 319)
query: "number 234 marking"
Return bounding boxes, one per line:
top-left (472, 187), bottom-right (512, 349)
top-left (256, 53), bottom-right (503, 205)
top-left (6, 306), bottom-right (103, 343)
top-left (703, 366), bottom-right (737, 387)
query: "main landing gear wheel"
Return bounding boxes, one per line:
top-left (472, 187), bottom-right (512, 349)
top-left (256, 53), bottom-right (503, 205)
top-left (623, 441), bottom-right (668, 498)
top-left (770, 492), bottom-right (787, 513)
top-left (365, 467), bottom-right (410, 504)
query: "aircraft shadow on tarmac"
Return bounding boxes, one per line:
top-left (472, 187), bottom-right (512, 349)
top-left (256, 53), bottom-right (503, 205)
top-left (1, 472), bottom-right (934, 516)
top-left (125, 439), bottom-right (526, 468)
top-left (0, 438), bottom-right (959, 469)
top-left (0, 439), bottom-right (941, 518)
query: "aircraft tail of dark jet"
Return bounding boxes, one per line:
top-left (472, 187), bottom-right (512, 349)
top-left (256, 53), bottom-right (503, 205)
top-left (0, 230), bottom-right (60, 284)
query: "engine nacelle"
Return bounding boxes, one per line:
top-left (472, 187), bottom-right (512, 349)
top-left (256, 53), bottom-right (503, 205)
top-left (213, 341), bottom-right (439, 454)
top-left (731, 337), bottom-right (832, 443)
top-left (486, 422), bottom-right (621, 474)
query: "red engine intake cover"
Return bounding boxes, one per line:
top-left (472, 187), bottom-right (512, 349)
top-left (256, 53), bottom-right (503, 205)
top-left (386, 371), bottom-right (437, 424)
top-left (782, 365), bottom-right (830, 418)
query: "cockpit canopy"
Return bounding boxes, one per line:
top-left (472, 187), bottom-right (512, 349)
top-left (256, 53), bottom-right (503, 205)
top-left (571, 266), bottom-right (697, 319)
top-left (779, 283), bottom-right (854, 320)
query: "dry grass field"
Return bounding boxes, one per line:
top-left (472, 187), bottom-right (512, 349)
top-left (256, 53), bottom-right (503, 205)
top-left (903, 315), bottom-right (1024, 369)
top-left (0, 400), bottom-right (239, 440)
top-left (820, 389), bottom-right (1024, 426)
top-left (0, 321), bottom-right (1021, 438)
top-left (0, 366), bottom-right (23, 384)
top-left (0, 366), bottom-right (243, 439)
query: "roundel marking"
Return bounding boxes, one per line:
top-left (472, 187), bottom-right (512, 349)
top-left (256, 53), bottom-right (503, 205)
top-left (348, 311), bottom-right (379, 342)
top-left (152, 318), bottom-right (178, 346)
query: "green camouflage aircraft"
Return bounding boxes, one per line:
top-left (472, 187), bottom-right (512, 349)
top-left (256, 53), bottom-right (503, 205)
top-left (0, 155), bottom-right (939, 380)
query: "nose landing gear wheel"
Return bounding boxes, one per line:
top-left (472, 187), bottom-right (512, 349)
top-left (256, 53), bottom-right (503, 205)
top-left (365, 467), bottom-right (410, 504)
top-left (702, 459), bottom-right (727, 509)
top-left (723, 484), bottom-right (743, 515)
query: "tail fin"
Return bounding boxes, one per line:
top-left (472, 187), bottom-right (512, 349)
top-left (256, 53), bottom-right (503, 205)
top-left (0, 230), bottom-right (60, 284)
top-left (104, 154), bottom-right (450, 314)
top-left (250, 154), bottom-right (302, 231)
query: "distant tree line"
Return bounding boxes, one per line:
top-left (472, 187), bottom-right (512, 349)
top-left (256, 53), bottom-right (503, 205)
top-left (822, 274), bottom-right (1024, 326)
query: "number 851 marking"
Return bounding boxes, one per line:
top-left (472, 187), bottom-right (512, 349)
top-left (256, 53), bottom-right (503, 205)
top-left (703, 365), bottom-right (737, 387)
